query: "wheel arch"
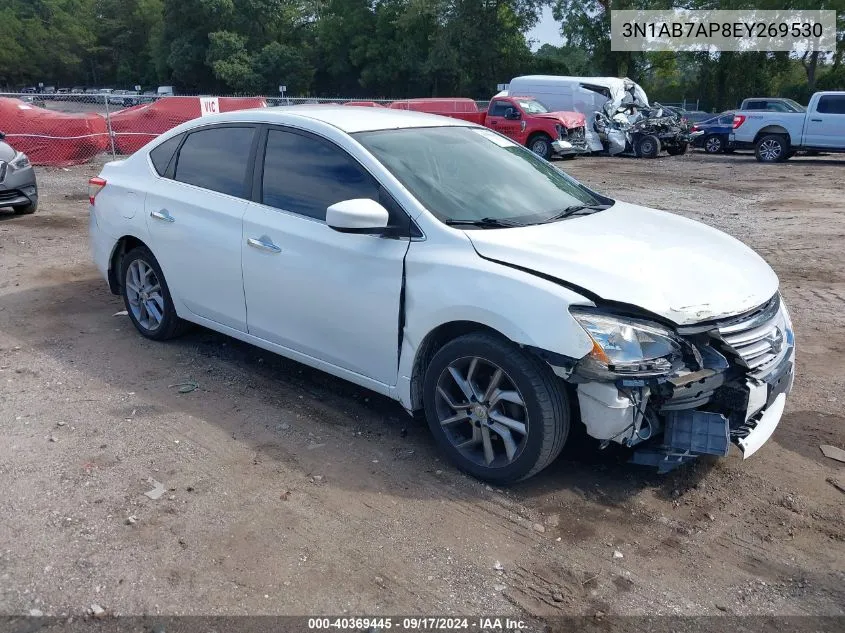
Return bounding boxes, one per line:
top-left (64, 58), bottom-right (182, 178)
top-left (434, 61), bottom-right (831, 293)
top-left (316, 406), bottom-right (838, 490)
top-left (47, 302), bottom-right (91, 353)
top-left (409, 321), bottom-right (505, 412)
top-left (526, 130), bottom-right (553, 146)
top-left (108, 235), bottom-right (151, 294)
top-left (753, 126), bottom-right (791, 144)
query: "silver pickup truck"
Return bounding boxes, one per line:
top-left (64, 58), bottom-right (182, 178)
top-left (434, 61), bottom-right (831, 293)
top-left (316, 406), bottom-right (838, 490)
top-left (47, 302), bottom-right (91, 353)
top-left (730, 91), bottom-right (845, 162)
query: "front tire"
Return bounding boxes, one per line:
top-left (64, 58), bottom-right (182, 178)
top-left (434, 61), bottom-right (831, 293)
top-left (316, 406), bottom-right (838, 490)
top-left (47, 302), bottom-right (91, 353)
top-left (527, 134), bottom-right (553, 160)
top-left (422, 332), bottom-right (569, 484)
top-left (120, 246), bottom-right (187, 341)
top-left (755, 134), bottom-right (788, 163)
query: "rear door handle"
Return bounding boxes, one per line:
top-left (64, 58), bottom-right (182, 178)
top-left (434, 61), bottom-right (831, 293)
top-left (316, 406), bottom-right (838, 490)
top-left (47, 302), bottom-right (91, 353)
top-left (247, 236), bottom-right (281, 253)
top-left (150, 209), bottom-right (175, 222)
top-left (811, 118), bottom-right (823, 122)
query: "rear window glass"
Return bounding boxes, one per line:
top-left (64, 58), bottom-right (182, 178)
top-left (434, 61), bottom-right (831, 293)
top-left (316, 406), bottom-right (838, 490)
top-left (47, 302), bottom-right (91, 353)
top-left (149, 134), bottom-right (183, 176)
top-left (174, 127), bottom-right (255, 198)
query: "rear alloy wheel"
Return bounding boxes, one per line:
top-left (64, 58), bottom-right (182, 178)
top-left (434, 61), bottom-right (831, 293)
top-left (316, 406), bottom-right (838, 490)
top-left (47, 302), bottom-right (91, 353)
top-left (703, 135), bottom-right (723, 154)
top-left (636, 134), bottom-right (661, 158)
top-left (755, 134), bottom-right (788, 163)
top-left (120, 246), bottom-right (187, 341)
top-left (528, 134), bottom-right (552, 160)
top-left (423, 332), bottom-right (569, 483)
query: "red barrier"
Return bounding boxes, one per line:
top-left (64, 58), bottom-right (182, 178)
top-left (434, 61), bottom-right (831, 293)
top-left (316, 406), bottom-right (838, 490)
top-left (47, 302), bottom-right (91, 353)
top-left (388, 98), bottom-right (486, 124)
top-left (0, 98), bottom-right (108, 166)
top-left (109, 96), bottom-right (267, 154)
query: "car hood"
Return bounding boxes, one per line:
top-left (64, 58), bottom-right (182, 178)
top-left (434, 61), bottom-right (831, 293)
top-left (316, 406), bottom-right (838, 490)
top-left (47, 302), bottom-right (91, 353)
top-left (465, 201), bottom-right (779, 326)
top-left (534, 111), bottom-right (587, 129)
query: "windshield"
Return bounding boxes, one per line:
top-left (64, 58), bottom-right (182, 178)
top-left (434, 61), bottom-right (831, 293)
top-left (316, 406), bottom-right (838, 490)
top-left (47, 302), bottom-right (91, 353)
top-left (516, 99), bottom-right (549, 114)
top-left (354, 127), bottom-right (610, 227)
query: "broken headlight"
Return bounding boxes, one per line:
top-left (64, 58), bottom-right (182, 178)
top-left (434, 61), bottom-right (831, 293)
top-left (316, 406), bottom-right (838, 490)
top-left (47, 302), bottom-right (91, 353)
top-left (8, 152), bottom-right (31, 172)
top-left (570, 308), bottom-right (684, 379)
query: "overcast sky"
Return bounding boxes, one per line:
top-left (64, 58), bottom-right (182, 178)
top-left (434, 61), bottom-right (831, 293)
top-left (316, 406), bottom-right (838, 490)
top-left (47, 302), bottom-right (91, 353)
top-left (526, 6), bottom-right (564, 50)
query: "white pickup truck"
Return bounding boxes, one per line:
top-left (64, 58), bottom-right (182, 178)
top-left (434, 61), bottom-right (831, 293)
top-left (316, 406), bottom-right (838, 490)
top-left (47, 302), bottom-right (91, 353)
top-left (730, 91), bottom-right (845, 162)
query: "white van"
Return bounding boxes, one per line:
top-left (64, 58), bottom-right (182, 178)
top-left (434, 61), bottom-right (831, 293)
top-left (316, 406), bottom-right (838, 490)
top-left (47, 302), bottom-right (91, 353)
top-left (498, 76), bottom-right (650, 151)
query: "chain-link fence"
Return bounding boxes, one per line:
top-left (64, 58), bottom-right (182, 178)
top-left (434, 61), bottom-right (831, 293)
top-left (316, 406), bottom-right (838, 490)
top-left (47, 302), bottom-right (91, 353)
top-left (0, 92), bottom-right (497, 167)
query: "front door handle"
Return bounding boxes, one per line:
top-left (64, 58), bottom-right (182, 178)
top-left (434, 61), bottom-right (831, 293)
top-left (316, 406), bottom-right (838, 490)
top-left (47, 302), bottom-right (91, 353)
top-left (150, 209), bottom-right (175, 223)
top-left (247, 236), bottom-right (281, 253)
top-left (811, 118), bottom-right (823, 122)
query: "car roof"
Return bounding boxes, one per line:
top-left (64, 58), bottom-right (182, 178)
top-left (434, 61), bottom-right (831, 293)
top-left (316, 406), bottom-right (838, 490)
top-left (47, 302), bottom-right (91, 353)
top-left (201, 105), bottom-right (474, 134)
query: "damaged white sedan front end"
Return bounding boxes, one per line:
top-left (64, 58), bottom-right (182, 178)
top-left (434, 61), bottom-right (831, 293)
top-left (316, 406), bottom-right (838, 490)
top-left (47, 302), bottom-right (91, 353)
top-left (565, 297), bottom-right (794, 472)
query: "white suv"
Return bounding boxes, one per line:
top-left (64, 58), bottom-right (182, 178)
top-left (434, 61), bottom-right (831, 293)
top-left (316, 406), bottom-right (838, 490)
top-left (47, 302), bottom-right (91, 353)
top-left (89, 107), bottom-right (795, 482)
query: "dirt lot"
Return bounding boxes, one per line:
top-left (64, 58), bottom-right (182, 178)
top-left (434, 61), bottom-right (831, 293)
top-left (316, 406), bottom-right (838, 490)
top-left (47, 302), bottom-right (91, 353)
top-left (1, 151), bottom-right (843, 620)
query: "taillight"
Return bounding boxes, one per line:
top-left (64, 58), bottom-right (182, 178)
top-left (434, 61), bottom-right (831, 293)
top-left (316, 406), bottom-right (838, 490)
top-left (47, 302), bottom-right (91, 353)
top-left (732, 115), bottom-right (746, 129)
top-left (88, 177), bottom-right (107, 205)
top-left (690, 124), bottom-right (700, 132)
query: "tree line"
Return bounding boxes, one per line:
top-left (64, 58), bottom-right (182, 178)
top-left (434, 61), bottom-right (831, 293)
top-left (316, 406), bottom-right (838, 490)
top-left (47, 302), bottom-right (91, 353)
top-left (1, 0), bottom-right (843, 111)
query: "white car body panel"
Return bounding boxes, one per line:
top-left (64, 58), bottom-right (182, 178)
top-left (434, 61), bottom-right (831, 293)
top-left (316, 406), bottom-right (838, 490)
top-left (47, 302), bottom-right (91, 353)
top-left (145, 177), bottom-right (249, 331)
top-left (89, 106), bottom-right (793, 473)
top-left (242, 200), bottom-right (407, 385)
top-left (463, 201), bottom-right (780, 325)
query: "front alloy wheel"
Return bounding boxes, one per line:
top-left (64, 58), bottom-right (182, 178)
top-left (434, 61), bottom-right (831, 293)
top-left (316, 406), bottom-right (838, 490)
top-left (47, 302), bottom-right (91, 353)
top-left (528, 135), bottom-right (552, 160)
top-left (435, 357), bottom-right (529, 467)
top-left (423, 332), bottom-right (569, 483)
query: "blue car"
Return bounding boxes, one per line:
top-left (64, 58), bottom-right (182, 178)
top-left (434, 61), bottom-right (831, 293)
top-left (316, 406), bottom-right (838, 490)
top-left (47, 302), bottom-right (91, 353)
top-left (690, 112), bottom-right (735, 153)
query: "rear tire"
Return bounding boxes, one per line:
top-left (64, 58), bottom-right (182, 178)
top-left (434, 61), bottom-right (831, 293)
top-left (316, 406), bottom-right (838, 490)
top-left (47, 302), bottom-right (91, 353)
top-left (666, 142), bottom-right (688, 156)
top-left (703, 135), bottom-right (724, 154)
top-left (120, 246), bottom-right (188, 341)
top-left (636, 134), bottom-right (661, 158)
top-left (755, 134), bottom-right (788, 163)
top-left (12, 200), bottom-right (37, 215)
top-left (422, 332), bottom-right (569, 484)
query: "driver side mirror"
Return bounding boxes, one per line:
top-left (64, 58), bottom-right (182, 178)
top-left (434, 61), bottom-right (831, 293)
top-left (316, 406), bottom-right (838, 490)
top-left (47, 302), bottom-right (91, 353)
top-left (504, 108), bottom-right (521, 120)
top-left (326, 198), bottom-right (389, 235)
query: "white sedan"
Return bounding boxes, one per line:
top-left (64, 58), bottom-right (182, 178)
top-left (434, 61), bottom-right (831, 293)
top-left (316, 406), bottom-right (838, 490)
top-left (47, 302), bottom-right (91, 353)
top-left (89, 106), bottom-right (795, 482)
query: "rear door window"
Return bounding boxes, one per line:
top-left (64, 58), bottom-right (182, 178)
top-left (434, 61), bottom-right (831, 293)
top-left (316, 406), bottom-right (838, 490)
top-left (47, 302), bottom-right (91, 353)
top-left (174, 126), bottom-right (256, 198)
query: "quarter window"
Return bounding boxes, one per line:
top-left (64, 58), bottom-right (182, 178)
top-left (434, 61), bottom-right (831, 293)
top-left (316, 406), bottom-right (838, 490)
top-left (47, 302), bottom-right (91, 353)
top-left (174, 126), bottom-right (255, 198)
top-left (261, 129), bottom-right (380, 221)
top-left (149, 133), bottom-right (183, 176)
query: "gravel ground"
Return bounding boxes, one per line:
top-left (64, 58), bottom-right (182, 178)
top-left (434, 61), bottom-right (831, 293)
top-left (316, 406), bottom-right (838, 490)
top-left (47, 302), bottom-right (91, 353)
top-left (0, 150), bottom-right (843, 620)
